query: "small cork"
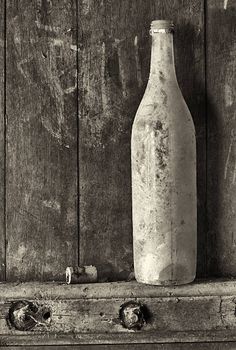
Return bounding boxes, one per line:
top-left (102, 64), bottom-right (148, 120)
top-left (66, 266), bottom-right (98, 284)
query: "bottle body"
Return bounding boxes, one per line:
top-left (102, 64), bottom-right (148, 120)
top-left (131, 21), bottom-right (197, 285)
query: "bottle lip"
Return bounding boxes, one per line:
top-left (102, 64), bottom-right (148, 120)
top-left (150, 20), bottom-right (174, 34)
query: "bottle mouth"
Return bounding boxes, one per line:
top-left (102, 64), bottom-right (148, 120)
top-left (150, 20), bottom-right (174, 34)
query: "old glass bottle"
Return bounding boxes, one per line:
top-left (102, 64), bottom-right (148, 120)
top-left (131, 20), bottom-right (197, 285)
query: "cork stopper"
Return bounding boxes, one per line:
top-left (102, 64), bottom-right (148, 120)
top-left (150, 20), bottom-right (174, 34)
top-left (66, 265), bottom-right (98, 284)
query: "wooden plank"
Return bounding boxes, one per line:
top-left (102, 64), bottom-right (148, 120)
top-left (207, 1), bottom-right (236, 275)
top-left (2, 331), bottom-right (236, 346)
top-left (0, 280), bottom-right (235, 344)
top-left (0, 296), bottom-right (232, 334)
top-left (3, 344), bottom-right (236, 350)
top-left (1, 279), bottom-right (236, 299)
top-left (0, 0), bottom-right (5, 281)
top-left (5, 0), bottom-right (78, 280)
top-left (78, 0), bottom-right (206, 278)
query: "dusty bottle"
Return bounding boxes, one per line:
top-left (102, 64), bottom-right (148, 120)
top-left (131, 20), bottom-right (197, 285)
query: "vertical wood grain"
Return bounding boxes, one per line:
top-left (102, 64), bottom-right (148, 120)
top-left (78, 0), bottom-right (206, 278)
top-left (6, 0), bottom-right (78, 281)
top-left (0, 0), bottom-right (5, 281)
top-left (207, 0), bottom-right (236, 275)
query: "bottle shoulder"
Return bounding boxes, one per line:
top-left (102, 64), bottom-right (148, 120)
top-left (133, 82), bottom-right (194, 128)
top-left (132, 88), bottom-right (195, 140)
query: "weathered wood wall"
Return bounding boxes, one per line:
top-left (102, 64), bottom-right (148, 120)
top-left (0, 0), bottom-right (234, 281)
top-left (0, 0), bottom-right (6, 281)
top-left (5, 0), bottom-right (78, 281)
top-left (207, 0), bottom-right (236, 276)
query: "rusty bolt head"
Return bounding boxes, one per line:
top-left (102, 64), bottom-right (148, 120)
top-left (8, 300), bottom-right (38, 331)
top-left (8, 300), bottom-right (51, 331)
top-left (119, 301), bottom-right (146, 330)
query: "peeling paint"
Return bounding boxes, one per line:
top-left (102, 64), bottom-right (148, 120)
top-left (134, 35), bottom-right (143, 88)
top-left (114, 38), bottom-right (125, 47)
top-left (101, 42), bottom-right (109, 112)
top-left (8, 243), bottom-right (37, 269)
top-left (39, 41), bottom-right (66, 145)
top-left (64, 84), bottom-right (77, 94)
top-left (17, 57), bottom-right (33, 79)
top-left (225, 83), bottom-right (234, 107)
top-left (117, 44), bottom-right (128, 98)
top-left (35, 20), bottom-right (61, 33)
top-left (43, 200), bottom-right (61, 212)
top-left (82, 0), bottom-right (92, 15)
top-left (225, 42), bottom-right (236, 115)
top-left (233, 161), bottom-right (236, 184)
top-left (41, 124), bottom-right (62, 143)
top-left (17, 244), bottom-right (27, 261)
top-left (70, 44), bottom-right (78, 51)
top-left (224, 138), bottom-right (233, 180)
top-left (224, 129), bottom-right (236, 183)
top-left (53, 38), bottom-right (64, 46)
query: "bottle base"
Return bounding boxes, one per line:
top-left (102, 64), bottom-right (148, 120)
top-left (135, 276), bottom-right (195, 286)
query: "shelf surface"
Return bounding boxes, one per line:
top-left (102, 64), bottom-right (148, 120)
top-left (0, 279), bottom-right (235, 346)
top-left (0, 278), bottom-right (235, 299)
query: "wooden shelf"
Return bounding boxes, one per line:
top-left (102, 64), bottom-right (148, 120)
top-left (0, 278), bottom-right (236, 299)
top-left (0, 279), bottom-right (236, 346)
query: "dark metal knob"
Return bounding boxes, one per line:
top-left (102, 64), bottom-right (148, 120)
top-left (119, 301), bottom-right (146, 330)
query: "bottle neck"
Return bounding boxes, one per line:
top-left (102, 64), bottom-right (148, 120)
top-left (149, 32), bottom-right (177, 82)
